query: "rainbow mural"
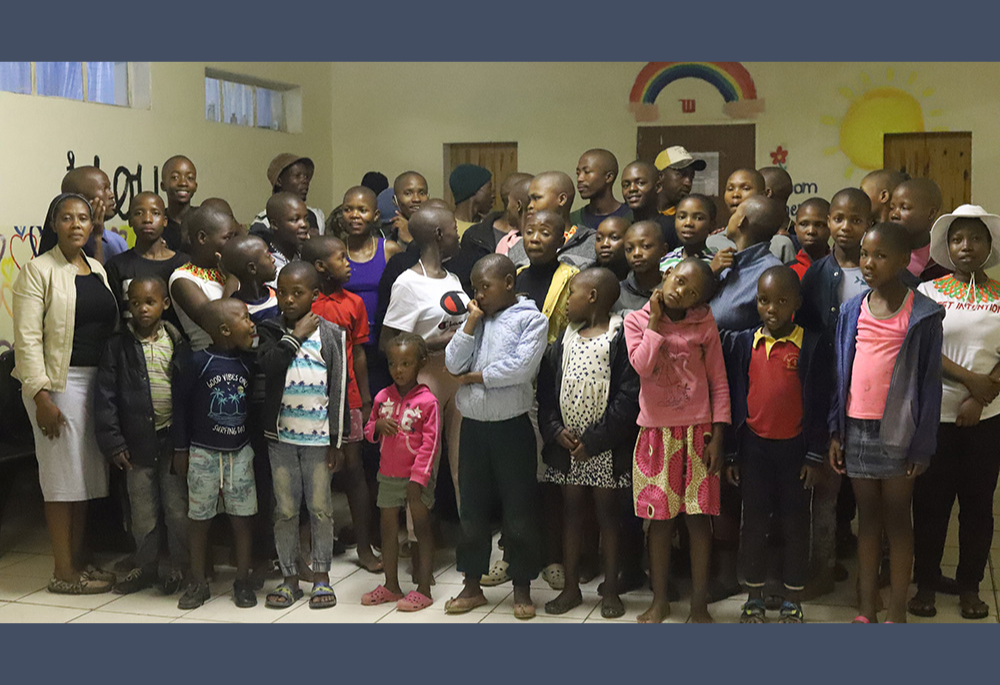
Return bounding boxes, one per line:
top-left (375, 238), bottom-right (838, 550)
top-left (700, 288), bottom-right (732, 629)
top-left (629, 62), bottom-right (765, 121)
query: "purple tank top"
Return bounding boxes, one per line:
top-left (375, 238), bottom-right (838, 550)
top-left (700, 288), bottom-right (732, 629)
top-left (346, 237), bottom-right (387, 332)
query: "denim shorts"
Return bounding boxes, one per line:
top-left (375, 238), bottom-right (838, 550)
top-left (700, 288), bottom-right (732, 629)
top-left (187, 444), bottom-right (257, 520)
top-left (377, 473), bottom-right (435, 510)
top-left (844, 418), bottom-right (908, 480)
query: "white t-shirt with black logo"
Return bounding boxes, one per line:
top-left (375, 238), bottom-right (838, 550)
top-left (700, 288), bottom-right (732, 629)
top-left (383, 268), bottom-right (470, 342)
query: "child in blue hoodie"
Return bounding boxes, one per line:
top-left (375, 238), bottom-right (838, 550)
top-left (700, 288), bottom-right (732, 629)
top-left (444, 254), bottom-right (549, 620)
top-left (828, 222), bottom-right (944, 624)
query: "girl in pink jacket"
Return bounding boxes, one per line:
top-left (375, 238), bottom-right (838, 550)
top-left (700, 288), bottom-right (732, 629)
top-left (362, 333), bottom-right (440, 612)
top-left (623, 257), bottom-right (731, 625)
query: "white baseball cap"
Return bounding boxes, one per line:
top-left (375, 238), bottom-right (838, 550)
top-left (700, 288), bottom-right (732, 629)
top-left (654, 146), bottom-right (708, 172)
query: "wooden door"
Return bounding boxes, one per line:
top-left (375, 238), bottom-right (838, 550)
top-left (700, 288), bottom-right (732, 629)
top-left (636, 124), bottom-right (755, 225)
top-left (883, 132), bottom-right (972, 211)
top-left (443, 142), bottom-right (518, 212)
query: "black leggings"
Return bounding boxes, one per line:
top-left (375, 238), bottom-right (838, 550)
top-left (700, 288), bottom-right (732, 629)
top-left (738, 431), bottom-right (811, 590)
top-left (913, 415), bottom-right (1000, 593)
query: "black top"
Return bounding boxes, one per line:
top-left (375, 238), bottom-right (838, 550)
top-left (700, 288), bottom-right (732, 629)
top-left (515, 261), bottom-right (560, 311)
top-left (70, 274), bottom-right (118, 367)
top-left (651, 214), bottom-right (680, 251)
top-left (163, 218), bottom-right (184, 252)
top-left (105, 248), bottom-right (189, 331)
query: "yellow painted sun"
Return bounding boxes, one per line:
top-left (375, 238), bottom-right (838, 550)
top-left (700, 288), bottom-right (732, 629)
top-left (821, 69), bottom-right (946, 179)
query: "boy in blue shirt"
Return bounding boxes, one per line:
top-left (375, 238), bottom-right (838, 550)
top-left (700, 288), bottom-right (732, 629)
top-left (172, 298), bottom-right (258, 610)
top-left (444, 254), bottom-right (549, 619)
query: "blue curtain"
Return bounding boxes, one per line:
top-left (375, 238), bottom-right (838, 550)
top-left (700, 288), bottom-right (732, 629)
top-left (87, 62), bottom-right (127, 105)
top-left (36, 62), bottom-right (83, 99)
top-left (205, 77), bottom-right (221, 121)
top-left (0, 62), bottom-right (31, 94)
top-left (256, 87), bottom-right (283, 130)
top-left (222, 79), bottom-right (253, 126)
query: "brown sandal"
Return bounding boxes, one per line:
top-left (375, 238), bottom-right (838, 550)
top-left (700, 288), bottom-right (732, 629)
top-left (48, 575), bottom-right (112, 595)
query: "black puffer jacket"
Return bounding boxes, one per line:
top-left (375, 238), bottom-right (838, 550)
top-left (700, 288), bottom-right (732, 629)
top-left (94, 322), bottom-right (190, 466)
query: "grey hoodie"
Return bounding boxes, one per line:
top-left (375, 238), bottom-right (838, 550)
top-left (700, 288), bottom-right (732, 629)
top-left (445, 296), bottom-right (549, 422)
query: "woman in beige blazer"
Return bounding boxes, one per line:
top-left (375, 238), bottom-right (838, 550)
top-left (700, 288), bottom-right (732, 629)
top-left (13, 193), bottom-right (119, 595)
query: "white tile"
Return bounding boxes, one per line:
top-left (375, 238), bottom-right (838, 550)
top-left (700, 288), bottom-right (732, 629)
top-left (0, 554), bottom-right (54, 579)
top-left (0, 575), bottom-right (48, 601)
top-left (70, 611), bottom-right (174, 624)
top-left (478, 612), bottom-right (582, 624)
top-left (18, 587), bottom-right (120, 610)
top-left (0, 602), bottom-right (88, 623)
top-left (171, 617), bottom-right (230, 624)
top-left (0, 552), bottom-right (34, 571)
top-left (274, 601), bottom-right (393, 623)
top-left (98, 589), bottom-right (194, 619)
top-left (376, 607), bottom-right (483, 623)
top-left (182, 593), bottom-right (277, 623)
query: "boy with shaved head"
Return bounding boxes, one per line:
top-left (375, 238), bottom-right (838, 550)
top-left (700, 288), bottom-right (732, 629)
top-left (38, 165), bottom-right (129, 264)
top-left (708, 168), bottom-right (796, 263)
top-left (571, 149), bottom-right (630, 230)
top-left (264, 191), bottom-right (310, 286)
top-left (445, 254), bottom-right (549, 619)
top-left (760, 166), bottom-right (797, 246)
top-left (463, 172), bottom-right (533, 261)
top-left (708, 194), bottom-right (787, 601)
top-left (889, 178), bottom-right (948, 281)
top-left (861, 168), bottom-right (910, 223)
top-left (509, 171), bottom-right (596, 270)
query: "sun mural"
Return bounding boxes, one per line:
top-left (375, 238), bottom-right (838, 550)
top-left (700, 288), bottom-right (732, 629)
top-left (822, 68), bottom-right (946, 179)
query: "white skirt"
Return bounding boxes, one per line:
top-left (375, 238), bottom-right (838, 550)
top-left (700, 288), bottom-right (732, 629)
top-left (25, 367), bottom-right (109, 502)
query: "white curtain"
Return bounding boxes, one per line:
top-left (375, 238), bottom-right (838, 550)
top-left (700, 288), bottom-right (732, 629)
top-left (222, 79), bottom-right (253, 126)
top-left (36, 62), bottom-right (83, 99)
top-left (256, 87), bottom-right (283, 130)
top-left (87, 62), bottom-right (128, 105)
top-left (0, 62), bottom-right (30, 94)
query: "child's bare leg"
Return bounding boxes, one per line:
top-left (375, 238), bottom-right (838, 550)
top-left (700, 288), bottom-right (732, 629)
top-left (852, 479), bottom-right (883, 621)
top-left (687, 514), bottom-right (714, 623)
top-left (229, 515), bottom-right (253, 581)
top-left (594, 488), bottom-right (623, 615)
top-left (344, 443), bottom-right (380, 571)
top-left (381, 507), bottom-right (402, 595)
top-left (409, 495), bottom-right (434, 598)
top-left (881, 477), bottom-right (915, 623)
top-left (639, 518), bottom-right (675, 623)
top-left (546, 485), bottom-right (584, 613)
top-left (188, 519), bottom-right (212, 584)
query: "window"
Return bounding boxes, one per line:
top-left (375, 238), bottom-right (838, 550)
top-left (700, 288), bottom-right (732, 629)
top-left (0, 62), bottom-right (149, 108)
top-left (204, 70), bottom-right (294, 132)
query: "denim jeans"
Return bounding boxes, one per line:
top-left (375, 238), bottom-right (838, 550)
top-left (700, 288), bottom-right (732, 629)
top-left (268, 440), bottom-right (334, 576)
top-left (126, 437), bottom-right (189, 573)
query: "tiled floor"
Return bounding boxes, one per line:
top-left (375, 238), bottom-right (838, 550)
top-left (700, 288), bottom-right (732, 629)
top-left (2, 467), bottom-right (999, 624)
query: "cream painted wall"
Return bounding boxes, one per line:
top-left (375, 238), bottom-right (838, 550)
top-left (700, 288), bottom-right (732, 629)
top-left (0, 61), bottom-right (334, 349)
top-left (329, 62), bottom-right (1000, 217)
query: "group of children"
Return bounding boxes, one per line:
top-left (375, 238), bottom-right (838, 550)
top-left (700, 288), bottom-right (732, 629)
top-left (43, 147), bottom-right (999, 624)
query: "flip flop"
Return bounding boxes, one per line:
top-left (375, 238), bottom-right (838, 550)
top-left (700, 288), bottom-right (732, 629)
top-left (396, 590), bottom-right (433, 612)
top-left (444, 594), bottom-right (488, 614)
top-left (600, 597), bottom-right (626, 619)
top-left (851, 615), bottom-right (872, 623)
top-left (362, 584), bottom-right (405, 606)
top-left (309, 582), bottom-right (337, 609)
top-left (960, 597), bottom-right (991, 620)
top-left (265, 582), bottom-right (304, 609)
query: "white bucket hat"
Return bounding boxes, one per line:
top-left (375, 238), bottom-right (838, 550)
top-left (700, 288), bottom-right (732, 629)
top-left (929, 204), bottom-right (1000, 272)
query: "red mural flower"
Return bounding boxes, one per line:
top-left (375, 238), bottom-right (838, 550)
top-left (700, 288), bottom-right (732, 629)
top-left (770, 145), bottom-right (788, 167)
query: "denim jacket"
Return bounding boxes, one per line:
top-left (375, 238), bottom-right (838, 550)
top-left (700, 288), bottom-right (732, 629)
top-left (829, 289), bottom-right (945, 466)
